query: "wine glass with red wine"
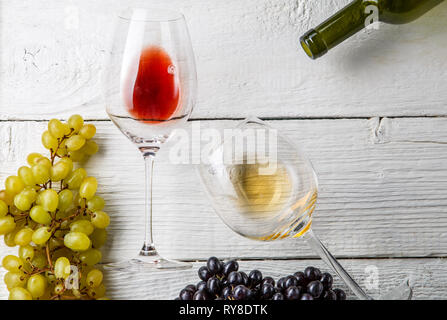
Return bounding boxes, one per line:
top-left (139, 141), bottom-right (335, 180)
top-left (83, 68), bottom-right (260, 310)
top-left (104, 7), bottom-right (197, 270)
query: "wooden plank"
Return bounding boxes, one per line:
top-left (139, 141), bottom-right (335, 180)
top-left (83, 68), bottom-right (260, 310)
top-left (1, 258), bottom-right (444, 299)
top-left (1, 118), bottom-right (447, 261)
top-left (103, 258), bottom-right (447, 300)
top-left (1, 0), bottom-right (447, 120)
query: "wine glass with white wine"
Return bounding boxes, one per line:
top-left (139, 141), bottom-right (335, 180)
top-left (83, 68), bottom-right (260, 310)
top-left (197, 117), bottom-right (412, 300)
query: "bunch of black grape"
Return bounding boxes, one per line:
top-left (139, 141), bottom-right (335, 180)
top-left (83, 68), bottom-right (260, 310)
top-left (176, 257), bottom-right (347, 300)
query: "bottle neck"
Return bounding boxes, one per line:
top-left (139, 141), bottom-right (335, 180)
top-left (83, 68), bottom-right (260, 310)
top-left (300, 0), bottom-right (374, 59)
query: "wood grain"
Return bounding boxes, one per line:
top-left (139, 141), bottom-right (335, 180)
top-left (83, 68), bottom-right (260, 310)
top-left (2, 258), bottom-right (443, 300)
top-left (102, 258), bottom-right (447, 300)
top-left (1, 0), bottom-right (446, 120)
top-left (1, 118), bottom-right (447, 262)
top-left (1, 0), bottom-right (447, 300)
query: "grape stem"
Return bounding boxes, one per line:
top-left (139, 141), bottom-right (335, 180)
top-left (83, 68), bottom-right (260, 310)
top-left (50, 133), bottom-right (69, 164)
top-left (45, 243), bottom-right (54, 271)
top-left (0, 121), bottom-right (105, 300)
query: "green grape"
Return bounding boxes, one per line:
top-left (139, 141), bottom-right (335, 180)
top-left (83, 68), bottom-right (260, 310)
top-left (40, 189), bottom-right (59, 212)
top-left (0, 216), bottom-right (16, 235)
top-left (9, 205), bottom-right (23, 216)
top-left (35, 191), bottom-right (42, 205)
top-left (20, 262), bottom-right (32, 275)
top-left (2, 255), bottom-right (24, 273)
top-left (5, 176), bottom-right (25, 195)
top-left (54, 228), bottom-right (68, 239)
top-left (54, 257), bottom-right (71, 279)
top-left (79, 248), bottom-right (102, 266)
top-left (62, 122), bottom-right (71, 135)
top-left (73, 193), bottom-right (84, 208)
top-left (30, 205), bottom-right (52, 225)
top-left (4, 272), bottom-right (27, 290)
top-left (79, 124), bottom-right (96, 140)
top-left (87, 196), bottom-right (105, 212)
top-left (36, 157), bottom-right (52, 168)
top-left (14, 191), bottom-right (33, 211)
top-left (1, 114), bottom-right (105, 300)
top-left (66, 135), bottom-right (86, 151)
top-left (68, 114), bottom-right (84, 133)
top-left (49, 236), bottom-right (64, 248)
top-left (72, 288), bottom-right (82, 298)
top-left (32, 164), bottom-right (50, 184)
top-left (0, 190), bottom-right (14, 206)
top-left (64, 232), bottom-right (91, 251)
top-left (52, 248), bottom-right (73, 262)
top-left (42, 131), bottom-right (58, 150)
top-left (31, 253), bottom-right (47, 269)
top-left (22, 186), bottom-right (37, 202)
top-left (58, 189), bottom-right (73, 211)
top-left (37, 288), bottom-right (53, 300)
top-left (65, 168), bottom-right (87, 190)
top-left (48, 119), bottom-right (66, 139)
top-left (0, 199), bottom-right (7, 217)
top-left (58, 220), bottom-right (71, 231)
top-left (55, 209), bottom-right (70, 221)
top-left (91, 211), bottom-right (110, 229)
top-left (17, 166), bottom-right (36, 186)
top-left (79, 177), bottom-right (97, 200)
top-left (32, 227), bottom-right (52, 245)
top-left (68, 150), bottom-right (85, 162)
top-left (56, 146), bottom-right (68, 157)
top-left (4, 229), bottom-right (18, 247)
top-left (90, 228), bottom-right (107, 249)
top-left (86, 269), bottom-right (103, 288)
top-left (9, 287), bottom-right (33, 300)
top-left (54, 283), bottom-right (65, 295)
top-left (27, 274), bottom-right (47, 298)
top-left (14, 228), bottom-right (34, 246)
top-left (27, 153), bottom-right (43, 166)
top-left (59, 157), bottom-right (74, 173)
top-left (44, 271), bottom-right (57, 286)
top-left (70, 220), bottom-right (94, 236)
top-left (50, 161), bottom-right (71, 182)
top-left (19, 245), bottom-right (35, 261)
top-left (87, 283), bottom-right (106, 299)
top-left (81, 140), bottom-right (99, 156)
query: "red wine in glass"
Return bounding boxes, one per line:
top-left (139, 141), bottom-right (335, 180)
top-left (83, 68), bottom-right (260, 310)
top-left (105, 8), bottom-right (196, 271)
top-left (127, 46), bottom-right (180, 122)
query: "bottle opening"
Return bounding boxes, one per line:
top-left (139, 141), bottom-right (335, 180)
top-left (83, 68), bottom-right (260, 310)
top-left (300, 39), bottom-right (314, 59)
top-left (299, 29), bottom-right (328, 60)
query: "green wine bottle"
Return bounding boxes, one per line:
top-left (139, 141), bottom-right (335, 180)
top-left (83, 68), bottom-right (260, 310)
top-left (300, 0), bottom-right (444, 59)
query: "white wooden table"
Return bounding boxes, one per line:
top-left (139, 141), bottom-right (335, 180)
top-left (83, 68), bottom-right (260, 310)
top-left (1, 0), bottom-right (447, 300)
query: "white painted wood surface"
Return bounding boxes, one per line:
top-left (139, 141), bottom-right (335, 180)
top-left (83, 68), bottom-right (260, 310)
top-left (102, 258), bottom-right (447, 300)
top-left (1, 118), bottom-right (447, 299)
top-left (1, 0), bottom-right (447, 299)
top-left (1, 0), bottom-right (447, 119)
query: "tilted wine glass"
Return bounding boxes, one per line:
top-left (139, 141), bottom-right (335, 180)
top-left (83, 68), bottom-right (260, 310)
top-left (197, 118), bottom-right (411, 299)
top-left (104, 7), bottom-right (197, 270)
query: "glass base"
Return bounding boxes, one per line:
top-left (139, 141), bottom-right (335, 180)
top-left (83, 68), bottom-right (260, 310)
top-left (103, 247), bottom-right (192, 271)
top-left (378, 278), bottom-right (413, 300)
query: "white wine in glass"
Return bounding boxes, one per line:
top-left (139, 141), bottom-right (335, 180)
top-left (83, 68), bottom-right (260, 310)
top-left (198, 118), bottom-right (412, 299)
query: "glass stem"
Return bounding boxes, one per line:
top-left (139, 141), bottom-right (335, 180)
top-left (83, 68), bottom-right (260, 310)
top-left (140, 152), bottom-right (157, 256)
top-left (303, 229), bottom-right (372, 300)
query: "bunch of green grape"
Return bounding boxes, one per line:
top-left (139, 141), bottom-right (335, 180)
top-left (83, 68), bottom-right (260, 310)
top-left (0, 115), bottom-right (110, 300)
